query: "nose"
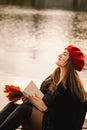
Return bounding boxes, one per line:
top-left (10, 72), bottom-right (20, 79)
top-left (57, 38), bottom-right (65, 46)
top-left (58, 54), bottom-right (62, 57)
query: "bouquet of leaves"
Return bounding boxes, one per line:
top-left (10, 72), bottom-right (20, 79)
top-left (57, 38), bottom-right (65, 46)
top-left (4, 85), bottom-right (23, 102)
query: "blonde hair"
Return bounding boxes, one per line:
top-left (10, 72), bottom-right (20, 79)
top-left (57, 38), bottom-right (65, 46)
top-left (46, 58), bottom-right (87, 102)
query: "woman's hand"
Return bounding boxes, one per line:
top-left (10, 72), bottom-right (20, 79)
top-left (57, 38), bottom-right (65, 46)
top-left (29, 94), bottom-right (47, 112)
top-left (21, 96), bottom-right (30, 103)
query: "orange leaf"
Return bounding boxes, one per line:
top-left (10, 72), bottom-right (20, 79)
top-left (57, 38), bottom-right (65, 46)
top-left (4, 85), bottom-right (23, 102)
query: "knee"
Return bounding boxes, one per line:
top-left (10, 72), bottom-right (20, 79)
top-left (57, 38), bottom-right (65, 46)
top-left (7, 102), bottom-right (15, 107)
top-left (19, 103), bottom-right (32, 110)
top-left (18, 103), bottom-right (32, 116)
top-left (7, 102), bottom-right (18, 110)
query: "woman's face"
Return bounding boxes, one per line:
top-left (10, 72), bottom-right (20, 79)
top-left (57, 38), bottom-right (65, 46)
top-left (56, 50), bottom-right (70, 68)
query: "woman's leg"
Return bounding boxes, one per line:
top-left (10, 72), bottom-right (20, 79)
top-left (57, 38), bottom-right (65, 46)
top-left (22, 119), bottom-right (33, 130)
top-left (0, 102), bottom-right (19, 125)
top-left (0, 102), bottom-right (44, 130)
top-left (0, 102), bottom-right (32, 130)
top-left (22, 107), bottom-right (44, 130)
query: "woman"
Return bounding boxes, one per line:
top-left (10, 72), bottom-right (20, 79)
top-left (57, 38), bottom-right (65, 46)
top-left (0, 45), bottom-right (87, 130)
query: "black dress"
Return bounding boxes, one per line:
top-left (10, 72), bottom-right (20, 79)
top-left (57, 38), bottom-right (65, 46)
top-left (40, 80), bottom-right (87, 130)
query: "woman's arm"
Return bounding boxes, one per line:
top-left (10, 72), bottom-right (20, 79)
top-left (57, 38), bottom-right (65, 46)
top-left (22, 96), bottom-right (30, 103)
top-left (22, 94), bottom-right (47, 112)
top-left (29, 94), bottom-right (47, 112)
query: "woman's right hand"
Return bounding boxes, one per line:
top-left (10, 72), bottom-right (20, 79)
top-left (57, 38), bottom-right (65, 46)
top-left (21, 96), bottom-right (30, 103)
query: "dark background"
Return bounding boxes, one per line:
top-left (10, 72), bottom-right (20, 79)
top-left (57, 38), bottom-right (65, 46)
top-left (0, 0), bottom-right (87, 11)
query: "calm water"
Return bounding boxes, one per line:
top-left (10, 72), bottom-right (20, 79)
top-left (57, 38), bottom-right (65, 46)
top-left (0, 5), bottom-right (87, 112)
top-left (0, 6), bottom-right (87, 89)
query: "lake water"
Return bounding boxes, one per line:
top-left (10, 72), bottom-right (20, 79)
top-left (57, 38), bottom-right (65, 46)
top-left (0, 6), bottom-right (87, 110)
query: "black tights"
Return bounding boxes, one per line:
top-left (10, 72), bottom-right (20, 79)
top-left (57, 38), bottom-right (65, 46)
top-left (0, 102), bottom-right (44, 130)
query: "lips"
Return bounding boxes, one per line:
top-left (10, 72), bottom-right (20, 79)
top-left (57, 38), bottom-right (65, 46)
top-left (58, 58), bottom-right (61, 61)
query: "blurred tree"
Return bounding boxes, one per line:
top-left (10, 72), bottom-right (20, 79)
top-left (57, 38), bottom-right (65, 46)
top-left (0, 0), bottom-right (87, 11)
top-left (73, 0), bottom-right (78, 9)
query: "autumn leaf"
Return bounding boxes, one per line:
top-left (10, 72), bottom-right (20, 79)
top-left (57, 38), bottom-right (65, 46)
top-left (4, 85), bottom-right (23, 102)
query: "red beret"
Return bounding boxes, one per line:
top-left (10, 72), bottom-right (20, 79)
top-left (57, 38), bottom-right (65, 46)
top-left (65, 45), bottom-right (85, 71)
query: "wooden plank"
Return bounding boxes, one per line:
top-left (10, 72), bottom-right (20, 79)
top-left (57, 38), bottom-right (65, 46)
top-left (16, 119), bottom-right (87, 130)
top-left (83, 119), bottom-right (87, 129)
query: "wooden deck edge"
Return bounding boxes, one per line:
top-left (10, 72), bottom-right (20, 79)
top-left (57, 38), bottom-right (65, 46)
top-left (16, 119), bottom-right (87, 130)
top-left (83, 119), bottom-right (87, 129)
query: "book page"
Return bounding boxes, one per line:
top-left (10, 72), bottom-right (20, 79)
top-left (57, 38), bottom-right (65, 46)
top-left (22, 80), bottom-right (44, 99)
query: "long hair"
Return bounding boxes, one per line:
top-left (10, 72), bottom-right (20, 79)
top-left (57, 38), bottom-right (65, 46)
top-left (46, 57), bottom-right (87, 102)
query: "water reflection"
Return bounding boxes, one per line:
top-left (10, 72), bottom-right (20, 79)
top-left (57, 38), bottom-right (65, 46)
top-left (71, 12), bottom-right (87, 48)
top-left (0, 6), bottom-right (87, 86)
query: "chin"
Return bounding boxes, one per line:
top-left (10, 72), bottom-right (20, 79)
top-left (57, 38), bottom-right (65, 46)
top-left (56, 62), bottom-right (59, 66)
top-left (56, 62), bottom-right (58, 65)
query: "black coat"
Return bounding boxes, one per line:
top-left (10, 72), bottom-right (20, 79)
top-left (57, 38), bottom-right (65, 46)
top-left (40, 81), bottom-right (87, 130)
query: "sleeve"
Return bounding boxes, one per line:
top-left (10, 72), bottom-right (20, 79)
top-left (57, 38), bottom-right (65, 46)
top-left (40, 75), bottom-right (52, 95)
top-left (84, 101), bottom-right (87, 112)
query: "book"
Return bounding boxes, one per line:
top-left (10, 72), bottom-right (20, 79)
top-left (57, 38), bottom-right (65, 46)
top-left (22, 80), bottom-right (44, 99)
top-left (22, 81), bottom-right (44, 108)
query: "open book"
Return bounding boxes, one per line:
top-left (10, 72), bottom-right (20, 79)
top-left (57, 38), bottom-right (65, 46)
top-left (22, 80), bottom-right (44, 99)
top-left (22, 81), bottom-right (44, 108)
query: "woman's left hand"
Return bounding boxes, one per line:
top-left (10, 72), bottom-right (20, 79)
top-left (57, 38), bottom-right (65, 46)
top-left (22, 96), bottom-right (30, 103)
top-left (29, 94), bottom-right (47, 112)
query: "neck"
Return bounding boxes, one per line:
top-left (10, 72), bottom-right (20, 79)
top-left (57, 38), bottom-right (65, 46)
top-left (59, 68), bottom-right (65, 82)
